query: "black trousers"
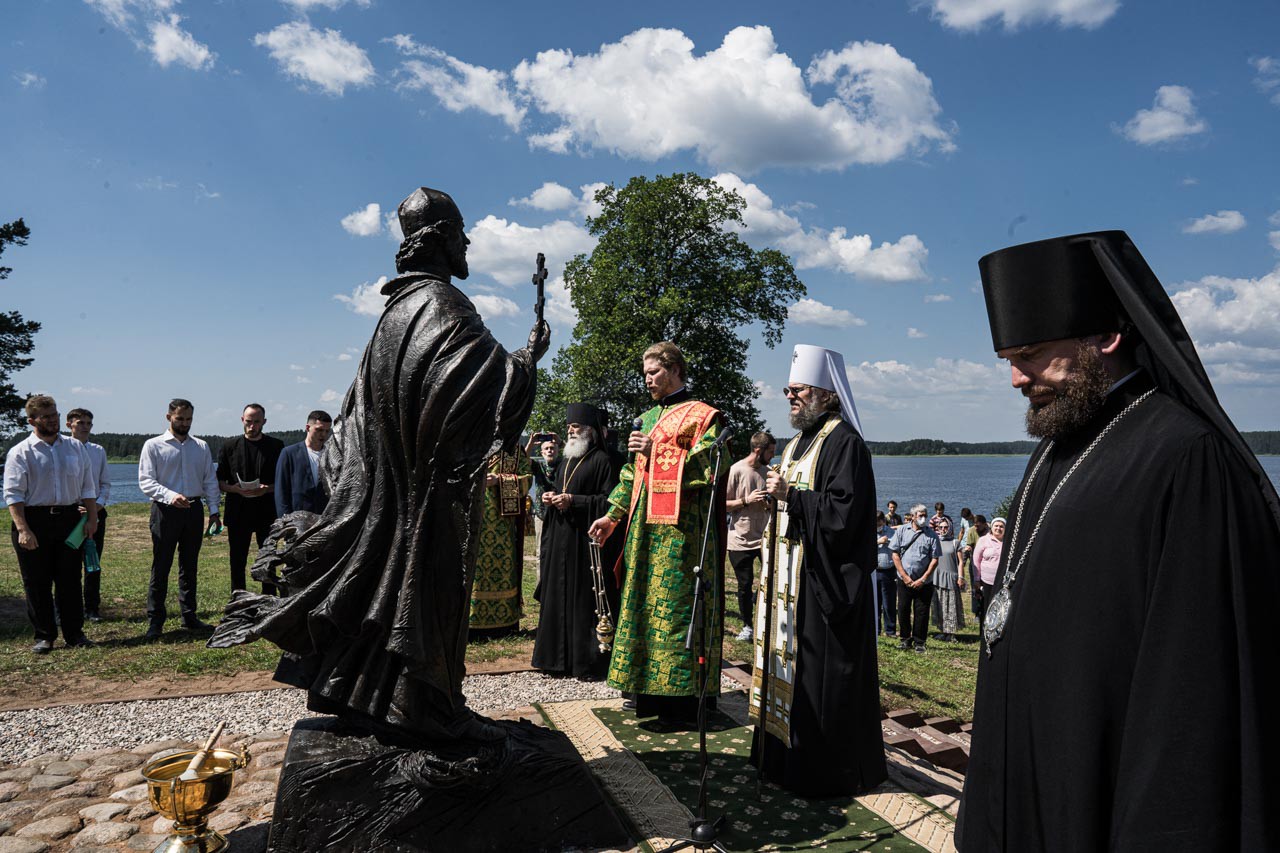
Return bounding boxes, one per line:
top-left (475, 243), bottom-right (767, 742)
top-left (12, 506), bottom-right (85, 643)
top-left (228, 514), bottom-right (277, 595)
top-left (727, 548), bottom-right (759, 626)
top-left (147, 501), bottom-right (204, 625)
top-left (897, 579), bottom-right (934, 646)
top-left (82, 507), bottom-right (107, 614)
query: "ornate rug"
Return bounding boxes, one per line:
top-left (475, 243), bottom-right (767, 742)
top-left (542, 692), bottom-right (956, 852)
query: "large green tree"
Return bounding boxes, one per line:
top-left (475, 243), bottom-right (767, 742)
top-left (531, 174), bottom-right (804, 437)
top-left (1, 218), bottom-right (40, 436)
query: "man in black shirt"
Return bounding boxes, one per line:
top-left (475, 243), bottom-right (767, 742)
top-left (217, 403), bottom-right (284, 595)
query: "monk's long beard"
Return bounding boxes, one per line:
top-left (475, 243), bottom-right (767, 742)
top-left (563, 433), bottom-right (594, 460)
top-left (1024, 344), bottom-right (1113, 440)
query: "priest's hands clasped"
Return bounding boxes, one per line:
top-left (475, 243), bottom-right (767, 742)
top-left (542, 491), bottom-right (572, 511)
top-left (765, 469), bottom-right (787, 498)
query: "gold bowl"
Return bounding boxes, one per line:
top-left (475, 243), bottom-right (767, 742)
top-left (142, 746), bottom-right (250, 853)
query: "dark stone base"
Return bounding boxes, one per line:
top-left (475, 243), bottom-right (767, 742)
top-left (267, 715), bottom-right (629, 853)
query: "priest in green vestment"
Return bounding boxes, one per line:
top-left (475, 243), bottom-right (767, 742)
top-left (589, 341), bottom-right (725, 722)
top-left (470, 448), bottom-right (531, 635)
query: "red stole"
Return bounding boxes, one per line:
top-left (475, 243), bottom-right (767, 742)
top-left (631, 400), bottom-right (719, 525)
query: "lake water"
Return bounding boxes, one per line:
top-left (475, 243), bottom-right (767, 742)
top-left (108, 456), bottom-right (1280, 516)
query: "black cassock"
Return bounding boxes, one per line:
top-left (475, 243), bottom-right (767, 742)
top-left (532, 445), bottom-right (620, 679)
top-left (960, 372), bottom-right (1280, 851)
top-left (751, 414), bottom-right (888, 797)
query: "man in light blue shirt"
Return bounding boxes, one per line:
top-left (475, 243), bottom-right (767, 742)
top-left (66, 408), bottom-right (109, 622)
top-left (137, 398), bottom-right (220, 640)
top-left (890, 503), bottom-right (940, 652)
top-left (3, 395), bottom-right (98, 653)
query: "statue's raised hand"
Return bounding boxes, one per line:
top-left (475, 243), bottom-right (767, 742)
top-left (528, 319), bottom-right (551, 363)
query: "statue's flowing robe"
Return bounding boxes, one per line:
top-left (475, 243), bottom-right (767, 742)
top-left (532, 444), bottom-right (619, 679)
top-left (960, 372), bottom-right (1280, 850)
top-left (605, 389), bottom-right (724, 715)
top-left (749, 412), bottom-right (887, 797)
top-left (210, 273), bottom-right (536, 740)
top-left (469, 450), bottom-right (531, 632)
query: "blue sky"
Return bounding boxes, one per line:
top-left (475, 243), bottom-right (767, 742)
top-left (3, 0), bottom-right (1278, 441)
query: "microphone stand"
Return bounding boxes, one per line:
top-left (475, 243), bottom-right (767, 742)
top-left (662, 431), bottom-right (730, 853)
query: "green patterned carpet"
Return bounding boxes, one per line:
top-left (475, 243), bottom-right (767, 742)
top-left (593, 707), bottom-right (927, 852)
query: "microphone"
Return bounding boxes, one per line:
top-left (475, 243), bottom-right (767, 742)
top-left (709, 427), bottom-right (734, 452)
top-left (630, 417), bottom-right (643, 462)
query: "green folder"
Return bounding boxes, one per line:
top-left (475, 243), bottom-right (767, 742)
top-left (65, 514), bottom-right (88, 549)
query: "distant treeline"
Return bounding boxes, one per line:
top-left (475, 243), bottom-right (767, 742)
top-left (0, 430), bottom-right (306, 461)
top-left (867, 431), bottom-right (1280, 456)
top-left (867, 438), bottom-right (1037, 456)
top-left (4, 429), bottom-right (1280, 462)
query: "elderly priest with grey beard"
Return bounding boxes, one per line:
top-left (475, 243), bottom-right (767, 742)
top-left (532, 403), bottom-right (620, 680)
top-left (750, 344), bottom-right (887, 797)
top-left (959, 231), bottom-right (1280, 852)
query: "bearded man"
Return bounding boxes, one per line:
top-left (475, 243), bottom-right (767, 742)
top-left (751, 345), bottom-right (887, 797)
top-left (532, 404), bottom-right (619, 679)
top-left (589, 341), bottom-right (724, 723)
top-left (959, 231), bottom-right (1279, 851)
top-left (211, 187), bottom-right (550, 743)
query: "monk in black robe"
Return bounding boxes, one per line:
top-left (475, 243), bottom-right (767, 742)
top-left (532, 403), bottom-right (620, 679)
top-left (752, 344), bottom-right (887, 797)
top-left (960, 231), bottom-right (1280, 851)
top-left (210, 187), bottom-right (550, 743)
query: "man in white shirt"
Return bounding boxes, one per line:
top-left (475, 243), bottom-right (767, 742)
top-left (3, 395), bottom-right (98, 653)
top-left (66, 408), bottom-right (109, 622)
top-left (137, 398), bottom-right (220, 640)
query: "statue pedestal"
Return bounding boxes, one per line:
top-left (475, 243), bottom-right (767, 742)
top-left (267, 716), bottom-right (629, 852)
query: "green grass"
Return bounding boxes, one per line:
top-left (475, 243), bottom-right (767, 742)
top-left (2, 505), bottom-right (978, 721)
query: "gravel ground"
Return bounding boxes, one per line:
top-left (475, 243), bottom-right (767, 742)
top-left (0, 671), bottom-right (620, 764)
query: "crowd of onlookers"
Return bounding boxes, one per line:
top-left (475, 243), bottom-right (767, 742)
top-left (874, 499), bottom-right (1005, 652)
top-left (3, 394), bottom-right (332, 653)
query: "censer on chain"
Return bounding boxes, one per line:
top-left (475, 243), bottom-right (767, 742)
top-left (588, 538), bottom-right (615, 653)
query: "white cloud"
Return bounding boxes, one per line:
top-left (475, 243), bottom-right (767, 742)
top-left (1251, 56), bottom-right (1280, 106)
top-left (788, 298), bottom-right (866, 328)
top-left (388, 34), bottom-right (525, 130)
top-left (195, 183), bottom-right (221, 201)
top-left (397, 27), bottom-right (952, 174)
top-left (86, 1), bottom-right (214, 72)
top-left (470, 293), bottom-right (522, 320)
top-left (713, 172), bottom-right (929, 281)
top-left (508, 181), bottom-right (607, 220)
top-left (254, 21), bottom-right (374, 96)
top-left (845, 357), bottom-right (1007, 412)
top-left (510, 182), bottom-right (576, 212)
top-left (319, 388), bottom-right (340, 403)
top-left (924, 293), bottom-right (952, 302)
top-left (337, 352), bottom-right (353, 361)
top-left (334, 275), bottom-right (388, 316)
top-left (1269, 231), bottom-right (1280, 253)
top-left (1183, 210), bottom-right (1246, 235)
top-left (1181, 176), bottom-right (1198, 186)
top-left (14, 71), bottom-right (46, 89)
top-left (69, 386), bottom-right (110, 396)
top-left (149, 13), bottom-right (214, 69)
top-left (384, 210), bottom-right (403, 242)
top-left (467, 216), bottom-right (596, 286)
top-left (1171, 265), bottom-right (1280, 352)
top-left (465, 216), bottom-right (597, 327)
top-left (295, 375), bottom-right (312, 384)
top-left (289, 363), bottom-right (304, 371)
top-left (921, 0), bottom-right (1118, 30)
top-left (907, 327), bottom-right (928, 338)
top-left (1119, 85), bottom-right (1208, 146)
top-left (341, 202), bottom-right (382, 237)
top-left (1270, 211), bottom-right (1280, 227)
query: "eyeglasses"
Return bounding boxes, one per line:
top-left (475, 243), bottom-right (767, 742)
top-left (782, 385), bottom-right (810, 398)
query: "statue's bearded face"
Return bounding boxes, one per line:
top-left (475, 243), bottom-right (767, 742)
top-left (447, 227), bottom-right (470, 280)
